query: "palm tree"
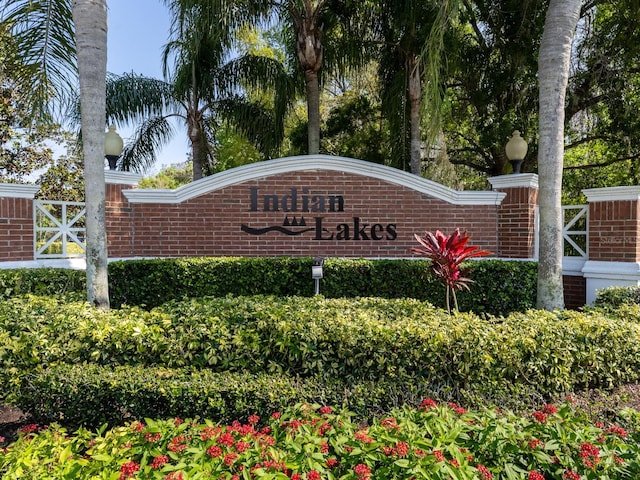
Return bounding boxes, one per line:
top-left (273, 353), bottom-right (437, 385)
top-left (72, 0), bottom-right (110, 308)
top-left (536, 0), bottom-right (581, 310)
top-left (372, 0), bottom-right (460, 175)
top-left (102, 1), bottom-right (293, 181)
top-left (281, 0), bottom-right (369, 155)
top-left (0, 0), bottom-right (76, 123)
top-left (287, 0), bottom-right (326, 154)
top-left (2, 0), bottom-right (110, 308)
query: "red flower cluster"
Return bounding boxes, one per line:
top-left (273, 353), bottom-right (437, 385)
top-left (326, 458), bottom-right (339, 468)
top-left (17, 424), bottom-right (39, 435)
top-left (532, 411), bottom-right (548, 423)
top-left (606, 425), bottom-right (628, 438)
top-left (150, 455), bottom-right (169, 469)
top-left (353, 463), bottom-right (371, 479)
top-left (419, 398), bottom-right (438, 410)
top-left (528, 438), bottom-right (543, 449)
top-left (580, 442), bottom-right (601, 469)
top-left (251, 459), bottom-right (286, 472)
top-left (223, 452), bottom-right (239, 466)
top-left (216, 432), bottom-right (235, 447)
top-left (145, 432), bottom-right (161, 443)
top-left (248, 414), bottom-right (260, 425)
top-left (119, 460), bottom-right (140, 480)
top-left (476, 464), bottom-right (492, 480)
top-left (528, 472), bottom-right (545, 480)
top-left (168, 435), bottom-right (188, 452)
top-left (207, 445), bottom-right (222, 458)
top-left (447, 402), bottom-right (468, 415)
top-left (165, 472), bottom-right (185, 480)
top-left (131, 422), bottom-right (145, 433)
top-left (380, 417), bottom-right (400, 430)
top-left (354, 430), bottom-right (374, 444)
top-left (563, 470), bottom-right (581, 480)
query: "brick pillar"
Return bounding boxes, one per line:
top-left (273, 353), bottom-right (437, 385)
top-left (582, 186), bottom-right (640, 304)
top-left (488, 174), bottom-right (539, 259)
top-left (0, 183), bottom-right (40, 263)
top-left (105, 171), bottom-right (142, 258)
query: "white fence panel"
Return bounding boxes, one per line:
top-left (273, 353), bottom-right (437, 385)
top-left (34, 201), bottom-right (86, 259)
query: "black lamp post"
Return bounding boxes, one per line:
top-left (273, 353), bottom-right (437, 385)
top-left (505, 130), bottom-right (528, 174)
top-left (104, 125), bottom-right (124, 170)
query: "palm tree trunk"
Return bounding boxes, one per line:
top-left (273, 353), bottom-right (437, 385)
top-left (536, 0), bottom-right (581, 310)
top-left (189, 129), bottom-right (205, 181)
top-left (408, 53), bottom-right (422, 175)
top-left (305, 68), bottom-right (321, 154)
top-left (72, 0), bottom-right (110, 308)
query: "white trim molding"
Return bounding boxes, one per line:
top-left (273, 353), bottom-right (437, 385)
top-left (0, 258), bottom-right (87, 270)
top-left (563, 257), bottom-right (587, 277)
top-left (105, 171), bottom-right (143, 185)
top-left (488, 173), bottom-right (539, 190)
top-left (583, 186), bottom-right (640, 202)
top-left (0, 183), bottom-right (40, 199)
top-left (582, 260), bottom-right (640, 304)
top-left (123, 155), bottom-right (507, 206)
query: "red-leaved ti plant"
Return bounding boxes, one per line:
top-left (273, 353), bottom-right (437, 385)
top-left (411, 228), bottom-right (491, 313)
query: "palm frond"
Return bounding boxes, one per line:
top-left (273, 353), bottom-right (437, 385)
top-left (106, 73), bottom-right (179, 126)
top-left (120, 117), bottom-right (176, 173)
top-left (1, 0), bottom-right (76, 123)
top-left (216, 54), bottom-right (296, 137)
top-left (216, 96), bottom-right (284, 157)
top-left (420, 0), bottom-right (462, 150)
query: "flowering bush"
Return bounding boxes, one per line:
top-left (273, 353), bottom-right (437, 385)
top-left (2, 401), bottom-right (639, 479)
top-left (412, 229), bottom-right (491, 313)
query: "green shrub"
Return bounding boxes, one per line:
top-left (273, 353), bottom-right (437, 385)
top-left (0, 258), bottom-right (536, 314)
top-left (0, 268), bottom-right (85, 299)
top-left (3, 295), bottom-right (640, 414)
top-left (3, 399), bottom-right (640, 479)
top-left (594, 286), bottom-right (640, 310)
top-left (107, 257), bottom-right (536, 315)
top-left (14, 363), bottom-right (543, 430)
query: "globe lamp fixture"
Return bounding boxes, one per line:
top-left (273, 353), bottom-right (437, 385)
top-left (104, 125), bottom-right (124, 170)
top-left (505, 130), bottom-right (528, 174)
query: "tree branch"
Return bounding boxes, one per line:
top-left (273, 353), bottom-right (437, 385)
top-left (564, 153), bottom-right (640, 170)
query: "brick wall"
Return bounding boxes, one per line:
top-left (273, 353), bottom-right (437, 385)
top-left (563, 274), bottom-right (586, 310)
top-left (106, 182), bottom-right (135, 258)
top-left (115, 169), bottom-right (503, 258)
top-left (489, 175), bottom-right (538, 259)
top-left (0, 185), bottom-right (38, 262)
top-left (588, 199), bottom-right (640, 262)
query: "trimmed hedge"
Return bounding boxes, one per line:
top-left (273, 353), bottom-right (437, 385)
top-left (594, 286), bottom-right (640, 311)
top-left (0, 258), bottom-right (536, 315)
top-left (0, 267), bottom-right (85, 298)
top-left (109, 257), bottom-right (536, 315)
top-left (107, 257), bottom-right (537, 315)
top-left (4, 295), bottom-right (640, 420)
top-left (15, 364), bottom-right (545, 430)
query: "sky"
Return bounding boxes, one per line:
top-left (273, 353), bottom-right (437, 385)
top-left (106, 0), bottom-right (187, 172)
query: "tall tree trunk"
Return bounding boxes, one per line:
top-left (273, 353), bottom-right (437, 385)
top-left (408, 53), bottom-right (422, 175)
top-left (291, 0), bottom-right (324, 155)
top-left (536, 0), bottom-right (581, 311)
top-left (305, 68), bottom-right (321, 154)
top-left (72, 0), bottom-right (109, 308)
top-left (188, 120), bottom-right (205, 180)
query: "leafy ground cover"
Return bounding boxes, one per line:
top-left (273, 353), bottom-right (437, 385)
top-left (2, 400), bottom-right (640, 479)
top-left (2, 291), bottom-right (640, 478)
